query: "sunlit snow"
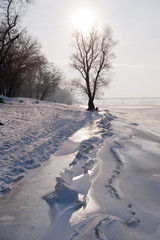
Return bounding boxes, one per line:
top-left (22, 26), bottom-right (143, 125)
top-left (0, 96), bottom-right (160, 240)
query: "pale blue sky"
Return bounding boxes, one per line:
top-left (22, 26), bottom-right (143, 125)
top-left (23, 0), bottom-right (160, 98)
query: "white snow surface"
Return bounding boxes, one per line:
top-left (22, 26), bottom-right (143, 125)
top-left (0, 96), bottom-right (97, 194)
top-left (0, 97), bottom-right (160, 240)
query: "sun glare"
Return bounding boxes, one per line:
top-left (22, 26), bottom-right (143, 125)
top-left (72, 9), bottom-right (96, 34)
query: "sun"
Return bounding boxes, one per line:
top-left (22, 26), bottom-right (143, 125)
top-left (72, 9), bottom-right (96, 34)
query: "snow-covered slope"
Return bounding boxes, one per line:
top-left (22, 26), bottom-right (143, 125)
top-left (0, 96), bottom-right (99, 194)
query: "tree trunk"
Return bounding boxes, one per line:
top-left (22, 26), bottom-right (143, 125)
top-left (40, 88), bottom-right (47, 100)
top-left (88, 97), bottom-right (95, 110)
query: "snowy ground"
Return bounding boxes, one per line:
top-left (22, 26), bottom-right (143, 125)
top-left (0, 96), bottom-right (97, 194)
top-left (0, 97), bottom-right (160, 240)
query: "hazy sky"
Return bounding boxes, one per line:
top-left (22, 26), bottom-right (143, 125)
top-left (23, 0), bottom-right (160, 98)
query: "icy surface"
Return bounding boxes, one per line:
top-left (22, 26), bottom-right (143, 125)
top-left (0, 98), bottom-right (160, 240)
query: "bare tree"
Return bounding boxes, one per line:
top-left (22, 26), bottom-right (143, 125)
top-left (0, 1), bottom-right (19, 68)
top-left (70, 25), bottom-right (117, 110)
top-left (0, 0), bottom-right (62, 100)
top-left (0, 0), bottom-right (33, 94)
top-left (1, 31), bottom-right (44, 97)
top-left (0, 0), bottom-right (32, 65)
top-left (34, 63), bottom-right (62, 100)
top-left (25, 56), bottom-right (46, 98)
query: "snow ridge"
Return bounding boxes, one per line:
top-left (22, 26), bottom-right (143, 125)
top-left (41, 111), bottom-right (116, 240)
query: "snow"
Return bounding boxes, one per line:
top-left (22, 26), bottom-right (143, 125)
top-left (0, 97), bottom-right (160, 240)
top-left (0, 96), bottom-right (100, 194)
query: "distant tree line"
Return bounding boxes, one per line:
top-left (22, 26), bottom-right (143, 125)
top-left (0, 0), bottom-right (65, 101)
